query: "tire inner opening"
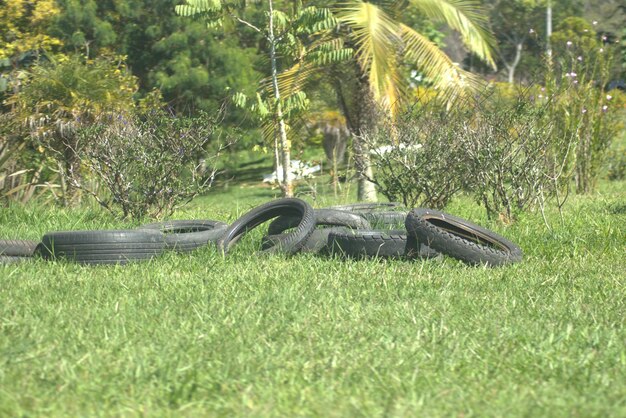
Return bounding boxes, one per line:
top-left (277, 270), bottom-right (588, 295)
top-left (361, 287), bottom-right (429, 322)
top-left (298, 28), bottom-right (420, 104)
top-left (166, 227), bottom-right (212, 234)
top-left (425, 217), bottom-right (507, 251)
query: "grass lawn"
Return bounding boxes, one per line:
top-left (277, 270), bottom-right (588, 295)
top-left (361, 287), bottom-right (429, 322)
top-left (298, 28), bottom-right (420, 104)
top-left (0, 177), bottom-right (625, 417)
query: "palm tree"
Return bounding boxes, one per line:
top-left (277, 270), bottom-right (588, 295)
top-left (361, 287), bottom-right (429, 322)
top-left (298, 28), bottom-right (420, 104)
top-left (282, 0), bottom-right (497, 201)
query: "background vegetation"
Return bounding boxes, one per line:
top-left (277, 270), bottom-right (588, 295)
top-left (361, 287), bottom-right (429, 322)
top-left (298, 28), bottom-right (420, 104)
top-left (1, 1), bottom-right (625, 416)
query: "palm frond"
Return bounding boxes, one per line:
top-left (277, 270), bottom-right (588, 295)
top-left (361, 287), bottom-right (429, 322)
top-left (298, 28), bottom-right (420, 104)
top-left (411, 0), bottom-right (497, 69)
top-left (175, 0), bottom-right (222, 17)
top-left (400, 23), bottom-right (483, 102)
top-left (337, 1), bottom-right (402, 115)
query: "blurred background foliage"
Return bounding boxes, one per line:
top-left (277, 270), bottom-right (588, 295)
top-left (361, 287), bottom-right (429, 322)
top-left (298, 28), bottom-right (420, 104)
top-left (0, 0), bottom-right (624, 216)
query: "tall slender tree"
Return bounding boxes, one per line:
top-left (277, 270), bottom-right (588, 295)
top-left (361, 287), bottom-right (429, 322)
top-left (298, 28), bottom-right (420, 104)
top-left (176, 0), bottom-right (342, 196)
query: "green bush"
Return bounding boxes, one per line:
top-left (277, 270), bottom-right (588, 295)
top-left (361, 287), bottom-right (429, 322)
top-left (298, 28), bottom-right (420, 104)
top-left (71, 110), bottom-right (230, 220)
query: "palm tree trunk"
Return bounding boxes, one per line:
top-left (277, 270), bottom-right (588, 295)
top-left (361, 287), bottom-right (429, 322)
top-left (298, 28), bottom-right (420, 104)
top-left (333, 62), bottom-right (378, 202)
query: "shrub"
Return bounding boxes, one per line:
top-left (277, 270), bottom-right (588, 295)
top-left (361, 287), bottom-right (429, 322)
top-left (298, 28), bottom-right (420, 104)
top-left (0, 113), bottom-right (55, 203)
top-left (547, 17), bottom-right (623, 194)
top-left (366, 88), bottom-right (567, 222)
top-left (458, 90), bottom-right (557, 222)
top-left (8, 54), bottom-right (138, 204)
top-left (70, 110), bottom-right (230, 220)
top-left (364, 101), bottom-right (469, 209)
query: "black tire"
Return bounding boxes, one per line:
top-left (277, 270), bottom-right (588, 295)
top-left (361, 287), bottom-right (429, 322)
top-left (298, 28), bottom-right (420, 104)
top-left (0, 255), bottom-right (32, 264)
top-left (405, 208), bottom-right (523, 266)
top-left (328, 229), bottom-right (439, 259)
top-left (327, 202), bottom-right (403, 213)
top-left (267, 209), bottom-right (371, 235)
top-left (262, 227), bottom-right (351, 254)
top-left (360, 211), bottom-right (408, 228)
top-left (36, 229), bottom-right (166, 265)
top-left (139, 220), bottom-right (228, 252)
top-left (217, 198), bottom-right (316, 255)
top-left (0, 239), bottom-right (40, 256)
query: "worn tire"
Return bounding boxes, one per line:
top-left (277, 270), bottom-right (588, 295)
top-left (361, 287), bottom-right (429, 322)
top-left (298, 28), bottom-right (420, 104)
top-left (0, 239), bottom-right (39, 256)
top-left (267, 209), bottom-right (370, 235)
top-left (217, 198), bottom-right (316, 255)
top-left (328, 229), bottom-right (439, 259)
top-left (262, 227), bottom-right (351, 254)
top-left (327, 202), bottom-right (403, 213)
top-left (360, 211), bottom-right (408, 228)
top-left (140, 220), bottom-right (227, 252)
top-left (405, 208), bottom-right (523, 266)
top-left (36, 229), bottom-right (166, 265)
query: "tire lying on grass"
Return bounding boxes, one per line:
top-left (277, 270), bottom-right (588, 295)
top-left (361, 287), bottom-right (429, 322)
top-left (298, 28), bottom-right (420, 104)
top-left (405, 208), bottom-right (523, 266)
top-left (267, 209), bottom-right (371, 235)
top-left (139, 220), bottom-right (227, 252)
top-left (217, 198), bottom-right (316, 255)
top-left (0, 239), bottom-right (40, 256)
top-left (262, 227), bottom-right (352, 254)
top-left (328, 229), bottom-right (440, 259)
top-left (36, 229), bottom-right (166, 265)
top-left (360, 211), bottom-right (408, 229)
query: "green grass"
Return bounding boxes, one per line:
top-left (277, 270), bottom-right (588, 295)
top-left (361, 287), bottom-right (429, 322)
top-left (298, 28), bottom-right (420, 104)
top-left (1, 179), bottom-right (625, 417)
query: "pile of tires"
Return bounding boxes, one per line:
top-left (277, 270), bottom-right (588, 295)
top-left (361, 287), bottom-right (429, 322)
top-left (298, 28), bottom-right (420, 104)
top-left (0, 198), bottom-right (522, 267)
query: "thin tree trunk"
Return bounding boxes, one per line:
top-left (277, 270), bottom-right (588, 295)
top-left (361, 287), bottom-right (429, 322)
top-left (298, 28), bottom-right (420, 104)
top-left (353, 135), bottom-right (377, 202)
top-left (268, 0), bottom-right (293, 197)
top-left (546, 0), bottom-right (552, 58)
top-left (505, 43), bottom-right (523, 83)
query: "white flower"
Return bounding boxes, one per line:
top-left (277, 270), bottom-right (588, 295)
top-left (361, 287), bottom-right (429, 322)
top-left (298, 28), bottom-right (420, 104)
top-left (577, 56), bottom-right (583, 61)
top-left (529, 28), bottom-right (535, 34)
top-left (602, 105), bottom-right (608, 111)
top-left (593, 20), bottom-right (598, 25)
top-left (566, 41), bottom-right (573, 46)
top-left (606, 94), bottom-right (612, 100)
top-left (599, 48), bottom-right (604, 53)
top-left (582, 108), bottom-right (587, 114)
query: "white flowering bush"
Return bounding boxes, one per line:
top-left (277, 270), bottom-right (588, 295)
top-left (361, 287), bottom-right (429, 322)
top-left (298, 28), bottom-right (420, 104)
top-left (547, 17), bottom-right (623, 194)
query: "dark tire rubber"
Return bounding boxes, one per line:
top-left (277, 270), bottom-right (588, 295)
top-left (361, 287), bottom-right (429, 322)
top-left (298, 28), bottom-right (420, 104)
top-left (360, 211), bottom-right (408, 228)
top-left (0, 255), bottom-right (32, 264)
top-left (139, 220), bottom-right (228, 252)
top-left (0, 239), bottom-right (40, 256)
top-left (216, 198), bottom-right (316, 255)
top-left (327, 202), bottom-right (403, 213)
top-left (262, 227), bottom-right (351, 254)
top-left (36, 229), bottom-right (166, 265)
top-left (328, 229), bottom-right (439, 259)
top-left (267, 209), bottom-right (370, 235)
top-left (405, 208), bottom-right (523, 266)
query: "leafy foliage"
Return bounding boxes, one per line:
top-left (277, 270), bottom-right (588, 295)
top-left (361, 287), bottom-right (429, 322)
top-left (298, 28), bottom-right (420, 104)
top-left (8, 54), bottom-right (138, 203)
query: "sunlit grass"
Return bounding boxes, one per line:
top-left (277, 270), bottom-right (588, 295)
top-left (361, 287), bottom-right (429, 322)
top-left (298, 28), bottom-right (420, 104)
top-left (0, 178), bottom-right (625, 417)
